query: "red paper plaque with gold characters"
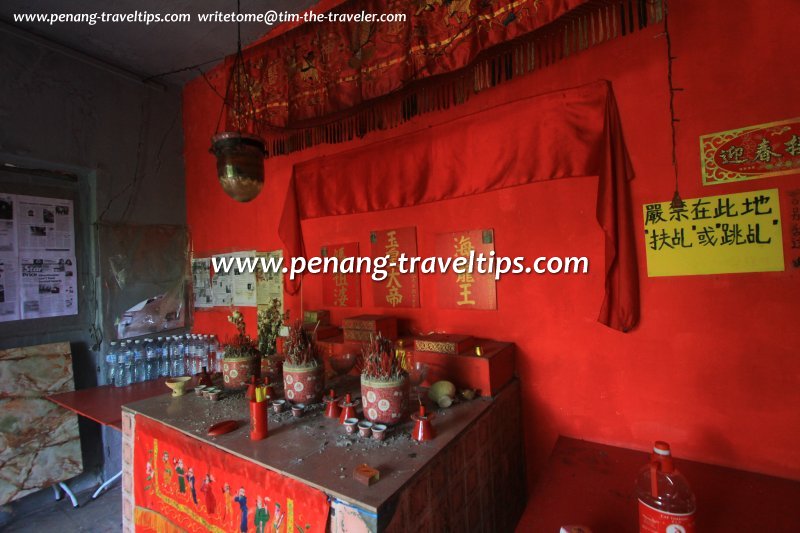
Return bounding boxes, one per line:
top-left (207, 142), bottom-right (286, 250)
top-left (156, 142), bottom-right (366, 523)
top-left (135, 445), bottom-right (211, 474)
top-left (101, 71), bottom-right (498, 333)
top-left (370, 227), bottom-right (420, 308)
top-left (322, 242), bottom-right (362, 307)
top-left (435, 228), bottom-right (497, 310)
top-left (700, 117), bottom-right (800, 185)
top-left (133, 416), bottom-right (329, 533)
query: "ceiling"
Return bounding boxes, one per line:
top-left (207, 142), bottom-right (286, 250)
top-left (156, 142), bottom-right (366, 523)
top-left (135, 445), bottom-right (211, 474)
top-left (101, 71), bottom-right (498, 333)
top-left (0, 0), bottom-right (318, 85)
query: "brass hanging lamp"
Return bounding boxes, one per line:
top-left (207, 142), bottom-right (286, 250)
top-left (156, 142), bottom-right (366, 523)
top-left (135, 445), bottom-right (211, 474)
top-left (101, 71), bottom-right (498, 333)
top-left (210, 0), bottom-right (266, 202)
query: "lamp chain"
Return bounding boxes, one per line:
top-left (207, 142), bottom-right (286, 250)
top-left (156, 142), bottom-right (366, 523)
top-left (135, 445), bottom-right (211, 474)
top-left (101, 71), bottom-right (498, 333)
top-left (214, 0), bottom-right (259, 136)
top-left (663, 0), bottom-right (684, 207)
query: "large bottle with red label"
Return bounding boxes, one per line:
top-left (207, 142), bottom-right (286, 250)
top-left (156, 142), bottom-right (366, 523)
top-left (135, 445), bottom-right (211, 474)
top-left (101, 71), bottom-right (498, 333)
top-left (636, 441), bottom-right (696, 533)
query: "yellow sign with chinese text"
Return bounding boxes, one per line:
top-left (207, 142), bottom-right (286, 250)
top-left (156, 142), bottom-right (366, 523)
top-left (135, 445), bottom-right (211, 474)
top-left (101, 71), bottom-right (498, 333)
top-left (643, 189), bottom-right (784, 277)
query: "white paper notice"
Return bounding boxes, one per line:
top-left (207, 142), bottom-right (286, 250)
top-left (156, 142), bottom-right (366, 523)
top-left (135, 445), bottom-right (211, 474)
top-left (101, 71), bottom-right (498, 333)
top-left (16, 195), bottom-right (75, 253)
top-left (256, 250), bottom-right (283, 310)
top-left (0, 194), bottom-right (16, 253)
top-left (231, 250), bottom-right (257, 307)
top-left (211, 253), bottom-right (233, 307)
top-left (192, 257), bottom-right (213, 308)
top-left (19, 252), bottom-right (78, 319)
top-left (0, 253), bottom-right (20, 322)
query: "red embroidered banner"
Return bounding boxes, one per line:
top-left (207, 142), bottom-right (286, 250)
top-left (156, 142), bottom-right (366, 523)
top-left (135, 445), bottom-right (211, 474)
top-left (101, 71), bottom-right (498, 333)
top-left (228, 0), bottom-right (590, 128)
top-left (435, 228), bottom-right (497, 310)
top-left (133, 416), bottom-right (329, 533)
top-left (370, 227), bottom-right (420, 308)
top-left (206, 1), bottom-right (662, 155)
top-left (279, 81), bottom-right (640, 332)
top-left (322, 242), bottom-right (362, 307)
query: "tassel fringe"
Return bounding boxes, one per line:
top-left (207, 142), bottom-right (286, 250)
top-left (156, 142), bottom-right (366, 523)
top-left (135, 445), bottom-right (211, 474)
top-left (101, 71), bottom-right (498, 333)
top-left (260, 0), bottom-right (663, 157)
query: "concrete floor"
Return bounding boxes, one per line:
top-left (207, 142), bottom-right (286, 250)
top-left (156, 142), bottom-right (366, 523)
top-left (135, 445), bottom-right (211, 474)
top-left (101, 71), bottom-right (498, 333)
top-left (3, 486), bottom-right (122, 532)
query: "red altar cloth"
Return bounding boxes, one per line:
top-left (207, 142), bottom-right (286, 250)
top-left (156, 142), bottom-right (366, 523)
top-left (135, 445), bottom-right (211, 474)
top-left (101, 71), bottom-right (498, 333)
top-left (278, 80), bottom-right (639, 332)
top-left (133, 416), bottom-right (329, 533)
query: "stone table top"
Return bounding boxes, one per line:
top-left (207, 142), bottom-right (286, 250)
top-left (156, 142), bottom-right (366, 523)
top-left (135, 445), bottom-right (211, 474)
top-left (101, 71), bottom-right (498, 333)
top-left (122, 376), bottom-right (495, 513)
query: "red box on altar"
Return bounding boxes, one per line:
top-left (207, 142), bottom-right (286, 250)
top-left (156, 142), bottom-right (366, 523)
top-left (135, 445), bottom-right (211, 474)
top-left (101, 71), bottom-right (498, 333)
top-left (302, 323), bottom-right (341, 341)
top-left (413, 334), bottom-right (476, 355)
top-left (342, 314), bottom-right (398, 341)
top-left (411, 339), bottom-right (514, 397)
top-left (303, 309), bottom-right (331, 325)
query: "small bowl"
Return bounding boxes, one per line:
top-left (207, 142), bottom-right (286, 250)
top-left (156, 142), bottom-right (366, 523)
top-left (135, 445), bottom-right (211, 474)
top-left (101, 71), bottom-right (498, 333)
top-left (371, 424), bottom-right (387, 441)
top-left (165, 376), bottom-right (192, 397)
top-left (343, 418), bottom-right (359, 434)
top-left (194, 385), bottom-right (207, 396)
top-left (272, 399), bottom-right (287, 413)
top-left (207, 388), bottom-right (221, 401)
top-left (357, 420), bottom-right (373, 438)
top-left (291, 403), bottom-right (305, 417)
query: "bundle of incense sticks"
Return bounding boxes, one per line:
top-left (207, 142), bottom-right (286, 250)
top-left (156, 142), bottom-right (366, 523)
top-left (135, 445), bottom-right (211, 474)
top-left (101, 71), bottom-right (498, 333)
top-left (254, 384), bottom-right (270, 403)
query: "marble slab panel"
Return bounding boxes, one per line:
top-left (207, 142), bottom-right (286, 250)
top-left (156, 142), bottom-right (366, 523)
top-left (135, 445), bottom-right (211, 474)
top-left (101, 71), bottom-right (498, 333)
top-left (0, 342), bottom-right (83, 505)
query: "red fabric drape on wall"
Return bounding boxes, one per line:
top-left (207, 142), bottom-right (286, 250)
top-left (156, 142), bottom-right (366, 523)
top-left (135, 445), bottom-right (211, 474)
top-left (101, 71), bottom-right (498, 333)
top-left (227, 0), bottom-right (591, 127)
top-left (278, 80), bottom-right (639, 332)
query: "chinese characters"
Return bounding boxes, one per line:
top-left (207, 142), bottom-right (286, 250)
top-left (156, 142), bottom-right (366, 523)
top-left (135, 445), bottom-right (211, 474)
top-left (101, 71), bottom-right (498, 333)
top-left (643, 189), bottom-right (784, 277)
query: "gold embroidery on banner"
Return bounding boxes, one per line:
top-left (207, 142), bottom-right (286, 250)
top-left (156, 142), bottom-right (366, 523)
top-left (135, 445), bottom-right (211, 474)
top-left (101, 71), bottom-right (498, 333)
top-left (414, 340), bottom-right (458, 354)
top-left (343, 329), bottom-right (375, 342)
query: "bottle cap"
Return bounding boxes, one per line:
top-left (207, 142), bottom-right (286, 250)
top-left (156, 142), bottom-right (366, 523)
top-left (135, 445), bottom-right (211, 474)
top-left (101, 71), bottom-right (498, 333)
top-left (653, 441), bottom-right (671, 456)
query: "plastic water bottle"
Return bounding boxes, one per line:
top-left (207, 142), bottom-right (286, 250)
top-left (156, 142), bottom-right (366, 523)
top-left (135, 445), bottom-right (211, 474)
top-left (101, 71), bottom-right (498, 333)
top-left (157, 336), bottom-right (169, 377)
top-left (189, 334), bottom-right (199, 375)
top-left (171, 335), bottom-right (185, 376)
top-left (203, 335), bottom-right (212, 369)
top-left (116, 342), bottom-right (133, 387)
top-left (132, 340), bottom-right (146, 382)
top-left (144, 338), bottom-right (159, 381)
top-left (636, 441), bottom-right (696, 533)
top-left (185, 334), bottom-right (194, 375)
top-left (209, 335), bottom-right (220, 373)
top-left (104, 341), bottom-right (118, 386)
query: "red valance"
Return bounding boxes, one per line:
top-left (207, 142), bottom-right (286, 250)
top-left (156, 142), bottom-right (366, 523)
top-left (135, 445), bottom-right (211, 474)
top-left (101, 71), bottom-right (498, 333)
top-left (278, 80), bottom-right (640, 332)
top-left (229, 0), bottom-right (589, 124)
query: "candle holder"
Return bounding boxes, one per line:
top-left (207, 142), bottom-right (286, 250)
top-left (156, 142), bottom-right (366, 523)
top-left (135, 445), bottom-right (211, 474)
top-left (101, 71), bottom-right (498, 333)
top-left (410, 404), bottom-right (435, 442)
top-left (323, 389), bottom-right (342, 419)
top-left (338, 393), bottom-right (359, 424)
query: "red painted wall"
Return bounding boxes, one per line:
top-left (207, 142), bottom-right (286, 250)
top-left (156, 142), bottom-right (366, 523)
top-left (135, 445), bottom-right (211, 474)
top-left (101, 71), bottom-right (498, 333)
top-left (184, 0), bottom-right (800, 483)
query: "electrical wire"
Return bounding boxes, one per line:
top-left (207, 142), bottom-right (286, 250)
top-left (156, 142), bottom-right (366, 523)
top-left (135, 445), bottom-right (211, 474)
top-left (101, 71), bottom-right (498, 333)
top-left (663, 0), bottom-right (683, 204)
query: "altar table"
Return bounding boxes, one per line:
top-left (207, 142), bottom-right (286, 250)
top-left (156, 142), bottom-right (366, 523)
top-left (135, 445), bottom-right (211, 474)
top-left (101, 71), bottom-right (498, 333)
top-left (121, 378), bottom-right (525, 532)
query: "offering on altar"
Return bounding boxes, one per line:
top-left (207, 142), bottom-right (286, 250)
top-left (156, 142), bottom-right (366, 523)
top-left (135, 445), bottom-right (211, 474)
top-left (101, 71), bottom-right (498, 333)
top-left (360, 334), bottom-right (409, 425)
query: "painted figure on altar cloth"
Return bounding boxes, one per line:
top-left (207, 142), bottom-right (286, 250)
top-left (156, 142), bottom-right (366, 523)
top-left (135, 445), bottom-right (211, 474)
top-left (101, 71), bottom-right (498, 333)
top-left (161, 452), bottom-right (172, 490)
top-left (187, 467), bottom-right (198, 505)
top-left (143, 460), bottom-right (154, 492)
top-left (234, 487), bottom-right (249, 533)
top-left (142, 459), bottom-right (155, 494)
top-left (200, 474), bottom-right (216, 515)
top-left (254, 495), bottom-right (270, 533)
top-left (175, 459), bottom-right (186, 494)
top-left (272, 502), bottom-right (285, 532)
top-left (223, 482), bottom-right (234, 527)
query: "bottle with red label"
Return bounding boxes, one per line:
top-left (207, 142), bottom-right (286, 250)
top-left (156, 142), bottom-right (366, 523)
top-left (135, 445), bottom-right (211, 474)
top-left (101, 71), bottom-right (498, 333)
top-left (636, 441), bottom-right (696, 533)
